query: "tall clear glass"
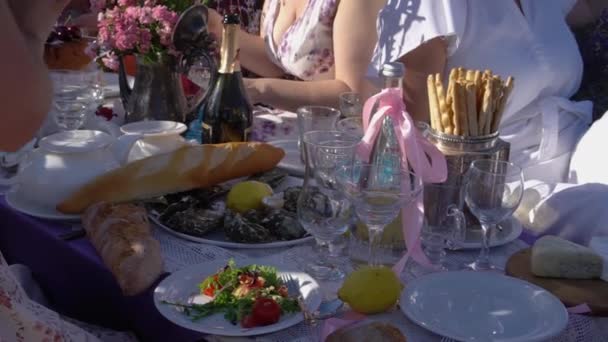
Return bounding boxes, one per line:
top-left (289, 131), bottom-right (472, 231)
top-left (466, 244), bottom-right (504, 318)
top-left (50, 69), bottom-right (101, 130)
top-left (336, 162), bottom-right (423, 266)
top-left (464, 159), bottom-right (524, 271)
top-left (296, 106), bottom-right (341, 164)
top-left (297, 130), bottom-right (359, 279)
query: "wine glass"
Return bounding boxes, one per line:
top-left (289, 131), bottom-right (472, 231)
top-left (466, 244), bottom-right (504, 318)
top-left (297, 130), bottom-right (360, 280)
top-left (335, 162), bottom-right (423, 266)
top-left (464, 159), bottom-right (524, 271)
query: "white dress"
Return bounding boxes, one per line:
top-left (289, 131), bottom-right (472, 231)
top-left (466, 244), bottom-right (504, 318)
top-left (368, 0), bottom-right (608, 244)
top-left (368, 0), bottom-right (593, 184)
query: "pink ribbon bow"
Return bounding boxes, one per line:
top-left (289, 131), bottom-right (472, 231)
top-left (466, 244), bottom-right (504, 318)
top-left (357, 87), bottom-right (448, 273)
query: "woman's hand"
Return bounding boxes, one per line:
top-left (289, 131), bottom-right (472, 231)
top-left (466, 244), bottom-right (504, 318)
top-left (244, 78), bottom-right (263, 105)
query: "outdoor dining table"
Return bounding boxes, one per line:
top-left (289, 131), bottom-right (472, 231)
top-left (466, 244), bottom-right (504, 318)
top-left (3, 192), bottom-right (608, 342)
top-left (1, 111), bottom-right (608, 342)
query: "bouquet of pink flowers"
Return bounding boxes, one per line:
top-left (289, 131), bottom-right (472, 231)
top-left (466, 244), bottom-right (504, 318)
top-left (92, 0), bottom-right (193, 70)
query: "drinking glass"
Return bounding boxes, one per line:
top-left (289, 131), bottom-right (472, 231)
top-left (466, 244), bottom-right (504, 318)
top-left (336, 162), bottom-right (423, 266)
top-left (297, 106), bottom-right (341, 163)
top-left (409, 183), bottom-right (466, 277)
top-left (464, 159), bottom-right (524, 271)
top-left (335, 117), bottom-right (364, 139)
top-left (297, 130), bottom-right (359, 280)
top-left (50, 70), bottom-right (101, 130)
top-left (339, 92), bottom-right (362, 118)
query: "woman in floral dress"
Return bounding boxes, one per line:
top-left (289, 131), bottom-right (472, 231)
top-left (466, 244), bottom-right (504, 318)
top-left (206, 0), bottom-right (386, 112)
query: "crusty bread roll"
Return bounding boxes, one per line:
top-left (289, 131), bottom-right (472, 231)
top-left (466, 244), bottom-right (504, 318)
top-left (57, 142), bottom-right (285, 214)
top-left (326, 322), bottom-right (406, 342)
top-left (82, 202), bottom-right (163, 296)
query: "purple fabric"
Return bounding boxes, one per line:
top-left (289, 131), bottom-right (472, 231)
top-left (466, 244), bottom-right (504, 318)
top-left (0, 197), bottom-right (203, 342)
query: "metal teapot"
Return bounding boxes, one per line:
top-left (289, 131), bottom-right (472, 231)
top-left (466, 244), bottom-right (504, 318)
top-left (118, 4), bottom-right (217, 124)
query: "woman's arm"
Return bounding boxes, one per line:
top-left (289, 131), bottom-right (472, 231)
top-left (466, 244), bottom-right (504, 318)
top-left (246, 0), bottom-right (386, 112)
top-left (207, 6), bottom-right (284, 78)
top-left (1, 0), bottom-right (69, 151)
top-left (568, 0), bottom-right (608, 27)
top-left (397, 38), bottom-right (447, 123)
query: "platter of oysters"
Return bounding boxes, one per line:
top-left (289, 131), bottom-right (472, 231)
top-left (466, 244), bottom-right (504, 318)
top-left (145, 169), bottom-right (315, 248)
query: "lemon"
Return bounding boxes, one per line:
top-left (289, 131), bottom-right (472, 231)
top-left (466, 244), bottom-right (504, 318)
top-left (226, 181), bottom-right (273, 213)
top-left (338, 266), bottom-right (403, 314)
top-left (354, 215), bottom-right (404, 246)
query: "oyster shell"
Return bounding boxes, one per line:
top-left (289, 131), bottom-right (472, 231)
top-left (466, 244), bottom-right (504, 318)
top-left (162, 202), bottom-right (225, 237)
top-left (260, 209), bottom-right (306, 240)
top-left (224, 209), bottom-right (274, 243)
top-left (249, 169), bottom-right (288, 189)
top-left (282, 186), bottom-right (302, 213)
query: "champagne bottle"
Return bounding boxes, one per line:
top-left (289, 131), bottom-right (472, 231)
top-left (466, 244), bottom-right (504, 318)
top-left (200, 13), bottom-right (253, 144)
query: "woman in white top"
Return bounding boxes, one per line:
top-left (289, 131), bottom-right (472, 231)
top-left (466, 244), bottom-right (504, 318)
top-left (368, 0), bottom-right (608, 243)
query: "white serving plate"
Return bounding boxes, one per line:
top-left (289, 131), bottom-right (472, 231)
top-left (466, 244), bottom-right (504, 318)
top-left (400, 271), bottom-right (568, 342)
top-left (5, 190), bottom-right (80, 221)
top-left (150, 175), bottom-right (314, 249)
top-left (154, 259), bottom-right (322, 336)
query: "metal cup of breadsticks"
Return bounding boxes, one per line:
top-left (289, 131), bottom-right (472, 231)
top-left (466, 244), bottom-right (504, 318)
top-left (423, 67), bottom-right (514, 229)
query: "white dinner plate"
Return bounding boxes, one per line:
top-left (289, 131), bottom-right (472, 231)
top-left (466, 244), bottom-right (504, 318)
top-left (5, 190), bottom-right (80, 221)
top-left (151, 215), bottom-right (314, 249)
top-left (154, 260), bottom-right (322, 336)
top-left (268, 140), bottom-right (304, 177)
top-left (400, 271), bottom-right (568, 342)
top-left (458, 216), bottom-right (523, 250)
top-left (150, 175), bottom-right (314, 249)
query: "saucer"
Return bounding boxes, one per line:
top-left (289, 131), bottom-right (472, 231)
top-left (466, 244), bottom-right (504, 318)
top-left (5, 190), bottom-right (80, 221)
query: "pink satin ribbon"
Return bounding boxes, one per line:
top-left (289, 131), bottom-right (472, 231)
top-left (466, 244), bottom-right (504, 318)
top-left (357, 87), bottom-right (447, 273)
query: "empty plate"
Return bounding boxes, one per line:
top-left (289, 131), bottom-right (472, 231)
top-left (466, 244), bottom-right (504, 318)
top-left (400, 271), bottom-right (568, 341)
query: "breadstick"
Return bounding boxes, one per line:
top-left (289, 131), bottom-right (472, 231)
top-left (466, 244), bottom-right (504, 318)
top-left (485, 76), bottom-right (502, 134)
top-left (453, 81), bottom-right (468, 136)
top-left (446, 68), bottom-right (458, 104)
top-left (491, 76), bottom-right (514, 133)
top-left (466, 70), bottom-right (475, 82)
top-left (427, 74), bottom-right (443, 132)
top-left (479, 77), bottom-right (494, 134)
top-left (465, 82), bottom-right (478, 136)
top-left (435, 74), bottom-right (452, 134)
top-left (474, 71), bottom-right (483, 111)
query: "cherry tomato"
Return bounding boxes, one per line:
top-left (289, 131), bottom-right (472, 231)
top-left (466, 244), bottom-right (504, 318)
top-left (251, 298), bottom-right (281, 326)
top-left (241, 314), bottom-right (258, 328)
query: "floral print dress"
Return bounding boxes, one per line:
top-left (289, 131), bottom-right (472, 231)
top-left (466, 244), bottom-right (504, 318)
top-left (263, 0), bottom-right (339, 81)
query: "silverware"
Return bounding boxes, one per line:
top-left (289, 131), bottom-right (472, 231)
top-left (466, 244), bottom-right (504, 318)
top-left (281, 274), bottom-right (317, 326)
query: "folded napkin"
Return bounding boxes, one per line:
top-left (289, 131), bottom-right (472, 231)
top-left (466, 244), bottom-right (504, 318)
top-left (590, 236), bottom-right (608, 282)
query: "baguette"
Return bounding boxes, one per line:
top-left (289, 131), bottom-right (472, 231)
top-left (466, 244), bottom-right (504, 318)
top-left (57, 142), bottom-right (285, 214)
top-left (326, 322), bottom-right (406, 342)
top-left (82, 202), bottom-right (163, 296)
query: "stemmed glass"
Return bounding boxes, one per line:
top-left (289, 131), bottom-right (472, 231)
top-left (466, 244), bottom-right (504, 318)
top-left (339, 92), bottom-right (362, 118)
top-left (336, 162), bottom-right (423, 266)
top-left (296, 106), bottom-right (341, 164)
top-left (297, 130), bottom-right (359, 280)
top-left (464, 159), bottom-right (524, 271)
